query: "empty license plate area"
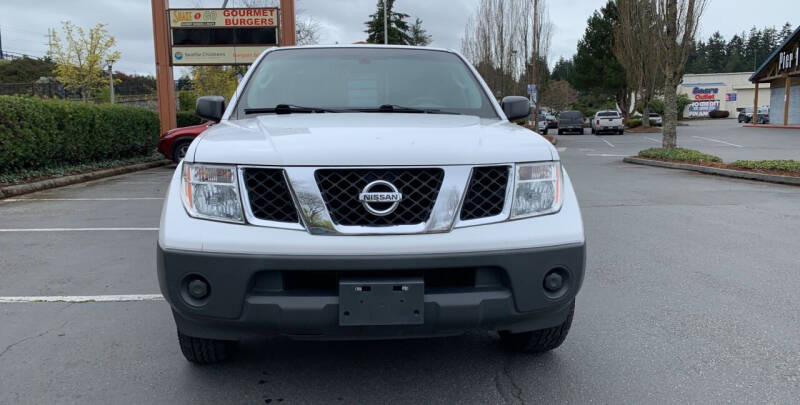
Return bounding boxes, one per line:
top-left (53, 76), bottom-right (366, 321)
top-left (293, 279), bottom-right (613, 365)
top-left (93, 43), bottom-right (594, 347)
top-left (339, 277), bottom-right (424, 326)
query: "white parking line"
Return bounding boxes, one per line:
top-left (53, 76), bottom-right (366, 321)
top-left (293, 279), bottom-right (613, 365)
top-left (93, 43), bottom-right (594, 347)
top-left (0, 294), bottom-right (164, 303)
top-left (557, 147), bottom-right (567, 152)
top-left (596, 136), bottom-right (615, 147)
top-left (645, 137), bottom-right (661, 143)
top-left (2, 197), bottom-right (163, 202)
top-left (0, 228), bottom-right (158, 232)
top-left (692, 135), bottom-right (743, 148)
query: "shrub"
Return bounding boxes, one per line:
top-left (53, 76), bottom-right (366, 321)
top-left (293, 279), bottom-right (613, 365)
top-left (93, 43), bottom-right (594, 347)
top-left (178, 91), bottom-right (197, 111)
top-left (626, 118), bottom-right (658, 128)
top-left (709, 110), bottom-right (730, 119)
top-left (638, 147), bottom-right (722, 163)
top-left (0, 96), bottom-right (159, 173)
top-left (729, 160), bottom-right (800, 173)
top-left (176, 111), bottom-right (206, 127)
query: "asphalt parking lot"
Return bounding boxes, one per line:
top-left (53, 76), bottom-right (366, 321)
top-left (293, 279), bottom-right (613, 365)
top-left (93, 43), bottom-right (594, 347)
top-left (2, 120), bottom-right (800, 403)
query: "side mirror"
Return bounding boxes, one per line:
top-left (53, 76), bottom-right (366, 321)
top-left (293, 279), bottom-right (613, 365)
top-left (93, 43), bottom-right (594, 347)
top-left (196, 96), bottom-right (226, 122)
top-left (501, 96), bottom-right (531, 122)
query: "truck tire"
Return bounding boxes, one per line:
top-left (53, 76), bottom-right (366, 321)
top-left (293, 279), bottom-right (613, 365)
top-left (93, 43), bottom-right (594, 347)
top-left (178, 331), bottom-right (237, 364)
top-left (499, 301), bottom-right (574, 354)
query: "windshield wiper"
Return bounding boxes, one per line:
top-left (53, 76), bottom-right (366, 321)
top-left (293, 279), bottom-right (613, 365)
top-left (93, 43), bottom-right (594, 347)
top-left (244, 104), bottom-right (342, 115)
top-left (354, 104), bottom-right (461, 115)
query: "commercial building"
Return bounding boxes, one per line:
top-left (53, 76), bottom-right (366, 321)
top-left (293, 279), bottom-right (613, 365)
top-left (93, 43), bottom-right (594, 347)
top-left (678, 72), bottom-right (770, 118)
top-left (750, 25), bottom-right (800, 126)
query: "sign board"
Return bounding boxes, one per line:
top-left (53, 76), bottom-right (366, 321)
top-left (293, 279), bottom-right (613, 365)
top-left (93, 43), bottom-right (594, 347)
top-left (527, 84), bottom-right (537, 103)
top-left (778, 45), bottom-right (799, 72)
top-left (692, 87), bottom-right (718, 101)
top-left (688, 100), bottom-right (720, 118)
top-left (725, 93), bottom-right (737, 102)
top-left (168, 8), bottom-right (279, 66)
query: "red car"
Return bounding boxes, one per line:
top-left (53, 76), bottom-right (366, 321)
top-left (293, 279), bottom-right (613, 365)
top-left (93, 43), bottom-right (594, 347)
top-left (157, 121), bottom-right (212, 163)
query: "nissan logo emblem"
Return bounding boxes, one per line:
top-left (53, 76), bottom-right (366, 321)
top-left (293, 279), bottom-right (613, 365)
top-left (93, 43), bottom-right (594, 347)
top-left (358, 180), bottom-right (403, 216)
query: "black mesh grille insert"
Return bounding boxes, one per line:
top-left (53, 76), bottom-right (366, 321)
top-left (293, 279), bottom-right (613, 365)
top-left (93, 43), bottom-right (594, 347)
top-left (460, 166), bottom-right (510, 220)
top-left (243, 168), bottom-right (299, 223)
top-left (315, 168), bottom-right (444, 226)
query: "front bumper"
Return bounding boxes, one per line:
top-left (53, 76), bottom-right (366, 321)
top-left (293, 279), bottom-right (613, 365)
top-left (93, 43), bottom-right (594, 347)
top-left (158, 243), bottom-right (585, 340)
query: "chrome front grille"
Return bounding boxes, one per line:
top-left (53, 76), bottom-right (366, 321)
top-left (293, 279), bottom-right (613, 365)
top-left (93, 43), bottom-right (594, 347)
top-left (314, 168), bottom-right (445, 226)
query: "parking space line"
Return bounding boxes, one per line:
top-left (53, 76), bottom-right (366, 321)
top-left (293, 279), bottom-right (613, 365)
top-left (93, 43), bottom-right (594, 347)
top-left (596, 136), bottom-right (615, 147)
top-left (0, 228), bottom-right (158, 232)
top-left (2, 197), bottom-right (164, 202)
top-left (692, 135), bottom-right (743, 148)
top-left (645, 137), bottom-right (661, 143)
top-left (0, 294), bottom-right (163, 303)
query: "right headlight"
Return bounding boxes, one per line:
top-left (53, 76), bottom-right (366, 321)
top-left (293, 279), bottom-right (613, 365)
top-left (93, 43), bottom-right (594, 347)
top-left (510, 161), bottom-right (563, 219)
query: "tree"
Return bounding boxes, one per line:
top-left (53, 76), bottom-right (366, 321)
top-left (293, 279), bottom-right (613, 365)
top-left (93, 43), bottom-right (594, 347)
top-left (654, 0), bottom-right (708, 149)
top-left (364, 0), bottom-right (412, 45)
top-left (705, 31), bottom-right (727, 73)
top-left (49, 21), bottom-right (120, 100)
top-left (614, 0), bottom-right (662, 127)
top-left (408, 18), bottom-right (432, 46)
top-left (779, 22), bottom-right (794, 43)
top-left (541, 80), bottom-right (578, 112)
top-left (191, 66), bottom-right (239, 100)
top-left (550, 57), bottom-right (574, 82)
top-left (571, 1), bottom-right (630, 118)
top-left (0, 57), bottom-right (56, 84)
top-left (461, 0), bottom-right (552, 98)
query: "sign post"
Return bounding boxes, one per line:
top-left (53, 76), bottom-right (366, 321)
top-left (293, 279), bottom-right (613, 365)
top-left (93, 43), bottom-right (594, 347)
top-left (151, 0), bottom-right (176, 134)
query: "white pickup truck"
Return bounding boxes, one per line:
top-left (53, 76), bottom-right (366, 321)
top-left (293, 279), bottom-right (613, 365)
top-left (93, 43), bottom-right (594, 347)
top-left (591, 110), bottom-right (625, 135)
top-left (157, 45), bottom-right (586, 364)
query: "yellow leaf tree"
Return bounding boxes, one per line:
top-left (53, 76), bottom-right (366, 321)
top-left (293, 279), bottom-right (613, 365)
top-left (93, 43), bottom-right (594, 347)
top-left (49, 21), bottom-right (120, 100)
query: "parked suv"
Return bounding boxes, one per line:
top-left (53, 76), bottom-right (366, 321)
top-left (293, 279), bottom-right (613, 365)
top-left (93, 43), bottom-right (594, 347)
top-left (557, 110), bottom-right (584, 135)
top-left (158, 46), bottom-right (586, 364)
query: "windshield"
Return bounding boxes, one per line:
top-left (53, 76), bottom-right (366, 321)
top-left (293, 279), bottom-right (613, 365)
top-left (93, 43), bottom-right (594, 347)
top-left (598, 112), bottom-right (619, 117)
top-left (560, 111), bottom-right (581, 119)
top-left (234, 47), bottom-right (499, 119)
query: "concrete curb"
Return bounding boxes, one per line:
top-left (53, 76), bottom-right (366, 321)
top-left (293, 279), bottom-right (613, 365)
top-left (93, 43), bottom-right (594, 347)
top-left (0, 160), bottom-right (172, 199)
top-left (622, 157), bottom-right (800, 186)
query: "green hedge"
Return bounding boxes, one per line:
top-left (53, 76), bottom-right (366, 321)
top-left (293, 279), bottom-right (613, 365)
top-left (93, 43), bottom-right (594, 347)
top-left (638, 147), bottom-right (722, 163)
top-left (0, 96), bottom-right (159, 173)
top-left (626, 118), bottom-right (658, 128)
top-left (730, 160), bottom-right (800, 173)
top-left (709, 110), bottom-right (730, 119)
top-left (176, 111), bottom-right (206, 127)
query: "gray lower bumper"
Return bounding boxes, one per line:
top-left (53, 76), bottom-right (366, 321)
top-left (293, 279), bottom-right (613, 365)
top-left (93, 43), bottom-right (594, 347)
top-left (157, 243), bottom-right (585, 340)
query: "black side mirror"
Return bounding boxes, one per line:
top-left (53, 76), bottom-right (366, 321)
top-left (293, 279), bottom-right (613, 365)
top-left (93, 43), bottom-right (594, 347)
top-left (501, 96), bottom-right (531, 122)
top-left (196, 96), bottom-right (226, 122)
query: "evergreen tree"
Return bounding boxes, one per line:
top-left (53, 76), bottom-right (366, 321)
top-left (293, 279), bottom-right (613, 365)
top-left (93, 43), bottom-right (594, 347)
top-left (364, 0), bottom-right (412, 45)
top-left (407, 18), bottom-right (431, 46)
top-left (570, 1), bottom-right (629, 112)
top-left (779, 22), bottom-right (794, 43)
top-left (705, 32), bottom-right (727, 73)
top-left (550, 57), bottom-right (574, 82)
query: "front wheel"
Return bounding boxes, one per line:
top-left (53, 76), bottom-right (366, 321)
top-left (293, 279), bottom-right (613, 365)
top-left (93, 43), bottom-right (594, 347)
top-left (499, 301), bottom-right (574, 354)
top-left (172, 140), bottom-right (192, 163)
top-left (178, 331), bottom-right (238, 364)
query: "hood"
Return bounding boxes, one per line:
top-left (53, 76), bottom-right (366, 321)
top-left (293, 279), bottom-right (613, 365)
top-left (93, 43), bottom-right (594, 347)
top-left (191, 113), bottom-right (555, 166)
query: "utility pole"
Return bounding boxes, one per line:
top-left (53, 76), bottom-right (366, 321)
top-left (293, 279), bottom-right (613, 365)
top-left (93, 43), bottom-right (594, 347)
top-left (383, 0), bottom-right (388, 44)
top-left (0, 25), bottom-right (4, 60)
top-left (531, 0), bottom-right (538, 127)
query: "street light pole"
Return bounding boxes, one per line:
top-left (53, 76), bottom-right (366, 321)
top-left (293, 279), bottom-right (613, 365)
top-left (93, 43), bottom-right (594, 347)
top-left (107, 62), bottom-right (115, 104)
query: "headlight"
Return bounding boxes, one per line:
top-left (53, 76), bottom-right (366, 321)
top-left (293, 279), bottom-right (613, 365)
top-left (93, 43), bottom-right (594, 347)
top-left (511, 161), bottom-right (563, 219)
top-left (181, 163), bottom-right (244, 223)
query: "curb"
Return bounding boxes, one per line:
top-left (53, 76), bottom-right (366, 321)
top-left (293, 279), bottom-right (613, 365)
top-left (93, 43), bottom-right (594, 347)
top-left (743, 124), bottom-right (800, 130)
top-left (0, 160), bottom-right (172, 199)
top-left (622, 157), bottom-right (800, 186)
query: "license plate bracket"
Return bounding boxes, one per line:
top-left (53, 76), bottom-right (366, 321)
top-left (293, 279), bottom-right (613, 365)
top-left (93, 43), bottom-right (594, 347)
top-left (338, 277), bottom-right (424, 326)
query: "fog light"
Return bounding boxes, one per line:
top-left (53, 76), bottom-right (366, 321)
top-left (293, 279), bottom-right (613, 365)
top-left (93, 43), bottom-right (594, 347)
top-left (187, 279), bottom-right (209, 299)
top-left (543, 272), bottom-right (563, 292)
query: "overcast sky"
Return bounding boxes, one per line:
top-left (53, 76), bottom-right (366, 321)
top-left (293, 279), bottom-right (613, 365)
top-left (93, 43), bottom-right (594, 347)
top-left (1, 0), bottom-right (798, 77)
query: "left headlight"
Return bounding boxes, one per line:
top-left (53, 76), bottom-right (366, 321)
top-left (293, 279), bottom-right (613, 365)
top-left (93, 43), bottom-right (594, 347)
top-left (181, 163), bottom-right (244, 223)
top-left (511, 161), bottom-right (563, 219)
